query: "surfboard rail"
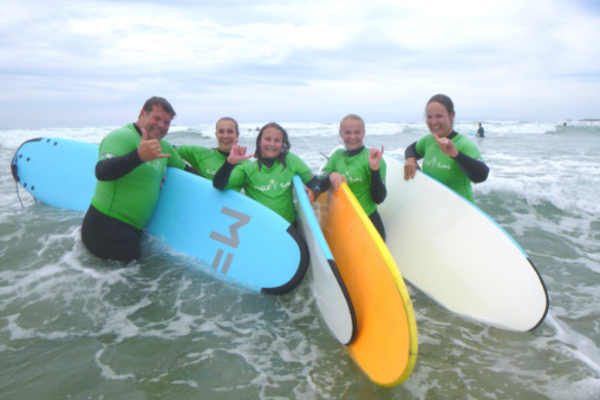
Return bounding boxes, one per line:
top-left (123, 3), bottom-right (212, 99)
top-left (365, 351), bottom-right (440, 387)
top-left (318, 181), bottom-right (418, 386)
top-left (380, 153), bottom-right (549, 331)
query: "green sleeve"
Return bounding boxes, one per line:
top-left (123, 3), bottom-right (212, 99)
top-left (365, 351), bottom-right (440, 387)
top-left (288, 153), bottom-right (314, 184)
top-left (162, 140), bottom-right (186, 170)
top-left (457, 136), bottom-right (483, 160)
top-left (414, 135), bottom-right (430, 158)
top-left (224, 163), bottom-right (249, 190)
top-left (98, 125), bottom-right (138, 159)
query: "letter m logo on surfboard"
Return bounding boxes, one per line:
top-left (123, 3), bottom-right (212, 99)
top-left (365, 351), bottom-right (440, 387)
top-left (209, 207), bottom-right (251, 274)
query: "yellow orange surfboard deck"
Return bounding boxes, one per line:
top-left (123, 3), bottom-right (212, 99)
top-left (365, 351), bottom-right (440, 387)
top-left (317, 182), bottom-right (418, 386)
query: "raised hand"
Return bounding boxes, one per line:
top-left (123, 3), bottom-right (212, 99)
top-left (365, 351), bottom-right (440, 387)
top-left (138, 128), bottom-right (171, 162)
top-left (434, 134), bottom-right (459, 157)
top-left (368, 146), bottom-right (384, 170)
top-left (329, 172), bottom-right (347, 193)
top-left (227, 139), bottom-right (253, 165)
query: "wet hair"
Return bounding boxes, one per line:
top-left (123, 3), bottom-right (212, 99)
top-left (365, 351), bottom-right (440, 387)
top-left (142, 96), bottom-right (176, 117)
top-left (216, 117), bottom-right (239, 136)
top-left (254, 122), bottom-right (291, 171)
top-left (426, 94), bottom-right (455, 116)
top-left (339, 114), bottom-right (365, 131)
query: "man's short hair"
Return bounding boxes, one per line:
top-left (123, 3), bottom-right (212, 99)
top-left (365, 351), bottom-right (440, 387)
top-left (142, 96), bottom-right (176, 117)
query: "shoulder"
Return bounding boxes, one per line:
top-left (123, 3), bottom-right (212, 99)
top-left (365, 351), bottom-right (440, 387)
top-left (454, 133), bottom-right (482, 157)
top-left (285, 152), bottom-right (309, 167)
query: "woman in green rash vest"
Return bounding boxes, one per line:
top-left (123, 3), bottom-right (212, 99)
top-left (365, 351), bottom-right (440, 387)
top-left (403, 94), bottom-right (489, 203)
top-left (212, 123), bottom-right (320, 226)
top-left (175, 117), bottom-right (248, 190)
top-left (320, 114), bottom-right (387, 241)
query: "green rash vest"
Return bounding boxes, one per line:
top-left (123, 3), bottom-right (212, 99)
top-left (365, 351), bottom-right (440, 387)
top-left (175, 145), bottom-right (247, 191)
top-left (224, 152), bottom-right (313, 224)
top-left (323, 147), bottom-right (386, 216)
top-left (91, 123), bottom-right (186, 229)
top-left (415, 133), bottom-right (483, 203)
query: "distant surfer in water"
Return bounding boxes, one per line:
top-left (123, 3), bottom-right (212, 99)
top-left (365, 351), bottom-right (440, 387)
top-left (318, 114), bottom-right (387, 241)
top-left (81, 97), bottom-right (200, 263)
top-left (404, 94), bottom-right (489, 203)
top-left (175, 117), bottom-right (249, 191)
top-left (476, 123), bottom-right (485, 138)
top-left (212, 122), bottom-right (321, 227)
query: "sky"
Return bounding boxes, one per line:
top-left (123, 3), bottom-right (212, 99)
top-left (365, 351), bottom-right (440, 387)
top-left (1, 0), bottom-right (599, 128)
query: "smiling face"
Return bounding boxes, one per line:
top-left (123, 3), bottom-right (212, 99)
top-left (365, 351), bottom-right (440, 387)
top-left (426, 101), bottom-right (455, 138)
top-left (260, 127), bottom-right (284, 158)
top-left (137, 105), bottom-right (173, 140)
top-left (215, 119), bottom-right (239, 152)
top-left (339, 118), bottom-right (365, 150)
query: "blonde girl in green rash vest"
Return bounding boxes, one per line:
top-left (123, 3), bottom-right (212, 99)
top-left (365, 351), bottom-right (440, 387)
top-left (321, 114), bottom-right (388, 241)
top-left (175, 117), bottom-right (249, 191)
top-left (403, 94), bottom-right (489, 203)
top-left (212, 123), bottom-right (320, 226)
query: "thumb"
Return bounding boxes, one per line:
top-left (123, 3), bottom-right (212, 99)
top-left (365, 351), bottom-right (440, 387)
top-left (381, 145), bottom-right (384, 155)
top-left (141, 128), bottom-right (148, 141)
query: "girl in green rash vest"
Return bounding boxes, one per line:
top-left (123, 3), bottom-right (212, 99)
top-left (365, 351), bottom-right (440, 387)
top-left (403, 94), bottom-right (490, 203)
top-left (212, 123), bottom-right (320, 226)
top-left (175, 117), bottom-right (249, 191)
top-left (320, 114), bottom-right (388, 241)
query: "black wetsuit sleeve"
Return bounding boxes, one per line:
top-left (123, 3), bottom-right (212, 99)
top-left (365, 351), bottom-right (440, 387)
top-left (405, 141), bottom-right (422, 160)
top-left (370, 168), bottom-right (387, 204)
top-left (451, 152), bottom-right (490, 183)
top-left (95, 149), bottom-right (143, 181)
top-left (213, 161), bottom-right (236, 190)
top-left (184, 164), bottom-right (201, 176)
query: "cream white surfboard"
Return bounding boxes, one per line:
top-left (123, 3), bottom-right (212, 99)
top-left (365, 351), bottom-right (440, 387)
top-left (293, 176), bottom-right (356, 345)
top-left (379, 154), bottom-right (549, 332)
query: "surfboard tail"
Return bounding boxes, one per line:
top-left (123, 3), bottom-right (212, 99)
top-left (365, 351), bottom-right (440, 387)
top-left (261, 225), bottom-right (309, 295)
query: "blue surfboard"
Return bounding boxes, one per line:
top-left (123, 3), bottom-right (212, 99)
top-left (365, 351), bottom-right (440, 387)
top-left (292, 176), bottom-right (356, 345)
top-left (11, 137), bottom-right (308, 294)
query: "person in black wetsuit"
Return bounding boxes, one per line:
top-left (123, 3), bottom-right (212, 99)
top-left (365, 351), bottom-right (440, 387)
top-left (81, 97), bottom-right (199, 263)
top-left (476, 123), bottom-right (485, 138)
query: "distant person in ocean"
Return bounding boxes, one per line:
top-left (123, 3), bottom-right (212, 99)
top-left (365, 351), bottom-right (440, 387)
top-left (213, 122), bottom-right (320, 227)
top-left (81, 97), bottom-right (199, 263)
top-left (175, 117), bottom-right (249, 190)
top-left (476, 123), bottom-right (485, 138)
top-left (404, 94), bottom-right (489, 203)
top-left (317, 114), bottom-right (387, 241)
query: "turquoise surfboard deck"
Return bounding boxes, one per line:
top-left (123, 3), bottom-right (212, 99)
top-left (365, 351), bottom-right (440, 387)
top-left (292, 176), bottom-right (356, 345)
top-left (11, 137), bottom-right (308, 294)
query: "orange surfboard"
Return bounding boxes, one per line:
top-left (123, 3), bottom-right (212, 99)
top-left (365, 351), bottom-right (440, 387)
top-left (317, 182), bottom-right (418, 386)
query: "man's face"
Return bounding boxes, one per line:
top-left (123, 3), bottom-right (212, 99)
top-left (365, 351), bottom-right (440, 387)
top-left (137, 105), bottom-right (173, 140)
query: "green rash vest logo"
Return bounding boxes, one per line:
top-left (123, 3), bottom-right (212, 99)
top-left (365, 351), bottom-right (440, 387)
top-left (148, 159), bottom-right (166, 172)
top-left (424, 157), bottom-right (452, 171)
top-left (344, 170), bottom-right (363, 183)
top-left (206, 169), bottom-right (217, 176)
top-left (254, 179), bottom-right (292, 191)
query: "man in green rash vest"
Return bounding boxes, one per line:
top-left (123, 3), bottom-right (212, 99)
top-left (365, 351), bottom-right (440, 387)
top-left (81, 96), bottom-right (200, 263)
top-left (320, 114), bottom-right (387, 241)
top-left (175, 117), bottom-right (249, 191)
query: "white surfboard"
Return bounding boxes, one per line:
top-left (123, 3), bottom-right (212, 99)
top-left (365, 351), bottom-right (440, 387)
top-left (292, 176), bottom-right (356, 345)
top-left (379, 154), bottom-right (549, 332)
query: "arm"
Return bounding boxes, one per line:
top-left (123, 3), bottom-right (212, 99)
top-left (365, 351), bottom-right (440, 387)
top-left (212, 161), bottom-right (235, 191)
top-left (404, 141), bottom-right (422, 180)
top-left (451, 152), bottom-right (489, 183)
top-left (95, 149), bottom-right (143, 181)
top-left (370, 168), bottom-right (387, 204)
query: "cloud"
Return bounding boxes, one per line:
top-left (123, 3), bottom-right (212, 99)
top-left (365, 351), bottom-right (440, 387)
top-left (1, 0), bottom-right (599, 128)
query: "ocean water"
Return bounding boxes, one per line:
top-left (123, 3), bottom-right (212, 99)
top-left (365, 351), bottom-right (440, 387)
top-left (1, 120), bottom-right (599, 400)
